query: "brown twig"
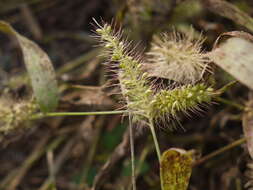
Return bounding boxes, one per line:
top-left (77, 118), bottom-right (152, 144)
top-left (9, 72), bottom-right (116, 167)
top-left (194, 137), bottom-right (246, 166)
top-left (91, 128), bottom-right (131, 190)
top-left (19, 4), bottom-right (43, 40)
top-left (0, 134), bottom-right (66, 190)
top-left (202, 0), bottom-right (253, 32)
top-left (38, 136), bottom-right (78, 190)
top-left (78, 116), bottom-right (105, 189)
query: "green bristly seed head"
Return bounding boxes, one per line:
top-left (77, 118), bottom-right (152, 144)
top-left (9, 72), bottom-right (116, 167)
top-left (150, 84), bottom-right (213, 119)
top-left (95, 22), bottom-right (153, 122)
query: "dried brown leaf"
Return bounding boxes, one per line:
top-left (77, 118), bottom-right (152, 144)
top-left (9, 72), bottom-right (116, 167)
top-left (209, 33), bottom-right (253, 90)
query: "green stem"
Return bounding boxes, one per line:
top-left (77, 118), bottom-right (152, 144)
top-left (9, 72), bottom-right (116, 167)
top-left (194, 137), bottom-right (246, 166)
top-left (148, 119), bottom-right (163, 190)
top-left (215, 97), bottom-right (245, 110)
top-left (216, 80), bottom-right (237, 94)
top-left (129, 113), bottom-right (136, 190)
top-left (31, 110), bottom-right (129, 119)
top-left (148, 118), bottom-right (161, 162)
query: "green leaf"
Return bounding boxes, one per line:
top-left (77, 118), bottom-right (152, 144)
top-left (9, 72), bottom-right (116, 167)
top-left (0, 21), bottom-right (58, 112)
top-left (160, 148), bottom-right (193, 190)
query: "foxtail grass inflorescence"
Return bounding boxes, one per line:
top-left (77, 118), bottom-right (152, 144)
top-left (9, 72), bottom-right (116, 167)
top-left (146, 30), bottom-right (210, 84)
top-left (95, 21), bottom-right (153, 123)
top-left (150, 83), bottom-right (214, 121)
top-left (95, 21), bottom-right (214, 125)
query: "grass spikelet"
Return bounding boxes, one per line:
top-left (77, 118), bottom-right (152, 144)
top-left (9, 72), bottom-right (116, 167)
top-left (0, 98), bottom-right (38, 133)
top-left (95, 21), bottom-right (153, 122)
top-left (146, 29), bottom-right (210, 84)
top-left (150, 83), bottom-right (213, 121)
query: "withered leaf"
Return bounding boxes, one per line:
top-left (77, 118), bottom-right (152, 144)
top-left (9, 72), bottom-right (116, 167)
top-left (0, 21), bottom-right (58, 112)
top-left (160, 148), bottom-right (193, 190)
top-left (209, 34), bottom-right (253, 90)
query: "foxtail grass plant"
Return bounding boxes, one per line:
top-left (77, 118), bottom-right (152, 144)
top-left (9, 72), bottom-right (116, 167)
top-left (93, 21), bottom-right (216, 190)
top-left (94, 21), bottom-right (214, 162)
